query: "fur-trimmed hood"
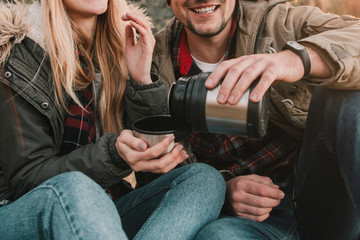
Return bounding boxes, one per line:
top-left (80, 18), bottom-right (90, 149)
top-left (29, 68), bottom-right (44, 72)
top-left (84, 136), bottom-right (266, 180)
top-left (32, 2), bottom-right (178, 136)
top-left (0, 2), bottom-right (34, 66)
top-left (0, 1), bottom-right (151, 67)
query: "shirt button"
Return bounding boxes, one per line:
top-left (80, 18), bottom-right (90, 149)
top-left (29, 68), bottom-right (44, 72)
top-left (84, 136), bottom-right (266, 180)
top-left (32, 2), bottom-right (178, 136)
top-left (4, 71), bottom-right (12, 78)
top-left (41, 102), bottom-right (49, 109)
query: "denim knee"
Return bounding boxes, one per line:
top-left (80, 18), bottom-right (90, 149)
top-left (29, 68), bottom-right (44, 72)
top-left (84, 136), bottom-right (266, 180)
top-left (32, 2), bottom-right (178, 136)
top-left (180, 163), bottom-right (226, 202)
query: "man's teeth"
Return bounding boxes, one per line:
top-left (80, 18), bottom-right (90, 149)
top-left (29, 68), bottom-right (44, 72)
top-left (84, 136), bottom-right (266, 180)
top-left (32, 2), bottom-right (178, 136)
top-left (194, 6), bottom-right (216, 14)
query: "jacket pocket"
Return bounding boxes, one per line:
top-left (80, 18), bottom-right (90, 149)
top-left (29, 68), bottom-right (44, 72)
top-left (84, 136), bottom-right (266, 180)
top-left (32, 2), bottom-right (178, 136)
top-left (270, 81), bottom-right (313, 129)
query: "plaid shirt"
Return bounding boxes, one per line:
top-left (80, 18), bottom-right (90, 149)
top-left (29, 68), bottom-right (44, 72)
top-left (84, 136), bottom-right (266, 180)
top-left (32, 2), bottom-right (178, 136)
top-left (60, 53), bottom-right (96, 155)
top-left (171, 21), bottom-right (300, 185)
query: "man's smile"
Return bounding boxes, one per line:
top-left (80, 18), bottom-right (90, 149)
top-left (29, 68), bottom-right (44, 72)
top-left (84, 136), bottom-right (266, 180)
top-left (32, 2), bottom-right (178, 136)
top-left (190, 5), bottom-right (220, 14)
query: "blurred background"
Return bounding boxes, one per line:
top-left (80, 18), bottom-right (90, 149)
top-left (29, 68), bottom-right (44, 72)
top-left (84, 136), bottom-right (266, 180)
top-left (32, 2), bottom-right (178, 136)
top-left (9, 0), bottom-right (360, 33)
top-left (131, 0), bottom-right (360, 33)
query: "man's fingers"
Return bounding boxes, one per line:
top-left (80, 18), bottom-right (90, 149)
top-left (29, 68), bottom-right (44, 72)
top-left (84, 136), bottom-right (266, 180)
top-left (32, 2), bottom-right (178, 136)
top-left (237, 212), bottom-right (270, 222)
top-left (224, 62), bottom-right (265, 104)
top-left (244, 183), bottom-right (285, 201)
top-left (239, 176), bottom-right (285, 200)
top-left (232, 202), bottom-right (273, 218)
top-left (220, 59), bottom-right (260, 104)
top-left (240, 191), bottom-right (281, 208)
top-left (249, 69), bottom-right (277, 102)
top-left (243, 174), bottom-right (278, 188)
top-left (229, 176), bottom-right (285, 201)
top-left (205, 59), bottom-right (239, 89)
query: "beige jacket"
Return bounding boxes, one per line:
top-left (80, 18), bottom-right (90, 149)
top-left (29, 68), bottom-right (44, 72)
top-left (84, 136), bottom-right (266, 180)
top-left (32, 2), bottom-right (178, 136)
top-left (151, 0), bottom-right (360, 139)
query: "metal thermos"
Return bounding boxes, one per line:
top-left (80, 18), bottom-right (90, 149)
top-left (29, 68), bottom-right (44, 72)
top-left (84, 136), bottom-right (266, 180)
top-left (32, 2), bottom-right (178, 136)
top-left (168, 72), bottom-right (269, 138)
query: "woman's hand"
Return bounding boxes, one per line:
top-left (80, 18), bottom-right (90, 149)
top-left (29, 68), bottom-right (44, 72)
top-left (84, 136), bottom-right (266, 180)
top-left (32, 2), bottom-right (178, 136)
top-left (115, 130), bottom-right (188, 173)
top-left (122, 12), bottom-right (155, 84)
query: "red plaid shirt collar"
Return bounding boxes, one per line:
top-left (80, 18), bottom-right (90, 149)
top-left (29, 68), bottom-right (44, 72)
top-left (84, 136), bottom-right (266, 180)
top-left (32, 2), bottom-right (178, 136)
top-left (171, 20), bottom-right (237, 78)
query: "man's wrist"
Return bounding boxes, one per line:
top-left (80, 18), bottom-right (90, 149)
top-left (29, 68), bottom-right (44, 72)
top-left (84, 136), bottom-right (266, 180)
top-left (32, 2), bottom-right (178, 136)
top-left (283, 41), bottom-right (311, 79)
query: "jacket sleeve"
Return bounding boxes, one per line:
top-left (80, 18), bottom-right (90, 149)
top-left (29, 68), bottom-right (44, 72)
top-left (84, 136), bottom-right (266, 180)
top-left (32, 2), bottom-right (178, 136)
top-left (0, 83), bottom-right (132, 199)
top-left (124, 73), bottom-right (168, 129)
top-left (280, 4), bottom-right (360, 89)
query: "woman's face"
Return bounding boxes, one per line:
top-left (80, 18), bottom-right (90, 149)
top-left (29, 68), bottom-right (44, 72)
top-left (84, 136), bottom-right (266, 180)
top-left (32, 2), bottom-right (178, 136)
top-left (62, 0), bottom-right (109, 21)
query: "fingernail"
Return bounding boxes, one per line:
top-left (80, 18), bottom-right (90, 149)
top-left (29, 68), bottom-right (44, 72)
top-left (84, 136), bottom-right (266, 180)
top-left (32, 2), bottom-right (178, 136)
top-left (180, 151), bottom-right (187, 159)
top-left (251, 93), bottom-right (258, 102)
top-left (279, 192), bottom-right (285, 198)
top-left (205, 78), bottom-right (213, 87)
top-left (217, 93), bottom-right (225, 103)
top-left (121, 14), bottom-right (126, 18)
top-left (167, 135), bottom-right (175, 143)
top-left (177, 145), bottom-right (184, 153)
top-left (228, 95), bottom-right (235, 103)
top-left (139, 143), bottom-right (146, 151)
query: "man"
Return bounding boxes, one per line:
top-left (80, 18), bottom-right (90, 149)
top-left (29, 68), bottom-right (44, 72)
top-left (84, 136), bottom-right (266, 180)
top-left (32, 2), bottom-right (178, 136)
top-left (125, 0), bottom-right (360, 238)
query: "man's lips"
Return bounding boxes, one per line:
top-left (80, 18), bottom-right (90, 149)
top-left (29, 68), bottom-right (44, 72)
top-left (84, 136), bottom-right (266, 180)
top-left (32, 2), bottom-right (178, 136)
top-left (190, 5), bottom-right (220, 14)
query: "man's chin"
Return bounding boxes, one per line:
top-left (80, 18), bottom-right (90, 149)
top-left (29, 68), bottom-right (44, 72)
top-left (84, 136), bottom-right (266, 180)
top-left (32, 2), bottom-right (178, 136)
top-left (187, 21), bottom-right (227, 37)
top-left (190, 28), bottom-right (223, 37)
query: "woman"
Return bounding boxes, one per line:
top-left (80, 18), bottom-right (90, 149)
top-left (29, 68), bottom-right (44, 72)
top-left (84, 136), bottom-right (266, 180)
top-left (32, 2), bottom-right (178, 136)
top-left (0, 0), bottom-right (225, 239)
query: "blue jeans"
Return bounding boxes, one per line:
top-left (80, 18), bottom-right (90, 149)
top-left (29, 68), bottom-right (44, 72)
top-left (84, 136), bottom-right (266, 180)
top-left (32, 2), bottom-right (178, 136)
top-left (294, 87), bottom-right (360, 239)
top-left (116, 163), bottom-right (225, 239)
top-left (0, 171), bottom-right (127, 240)
top-left (194, 193), bottom-right (298, 240)
top-left (0, 163), bottom-right (225, 239)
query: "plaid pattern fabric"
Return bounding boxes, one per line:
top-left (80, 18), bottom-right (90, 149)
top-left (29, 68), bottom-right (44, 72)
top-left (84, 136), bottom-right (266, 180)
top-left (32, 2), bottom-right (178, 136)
top-left (60, 84), bottom-right (96, 155)
top-left (171, 21), bottom-right (300, 183)
top-left (190, 124), bottom-right (300, 187)
top-left (60, 52), bottom-right (96, 155)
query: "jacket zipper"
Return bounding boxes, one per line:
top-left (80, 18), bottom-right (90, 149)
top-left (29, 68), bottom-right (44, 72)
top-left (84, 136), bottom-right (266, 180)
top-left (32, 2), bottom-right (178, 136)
top-left (254, 0), bottom-right (293, 54)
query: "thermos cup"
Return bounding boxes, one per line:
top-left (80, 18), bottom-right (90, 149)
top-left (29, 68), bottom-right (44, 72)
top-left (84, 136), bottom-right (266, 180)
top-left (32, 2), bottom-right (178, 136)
top-left (168, 72), bottom-right (270, 138)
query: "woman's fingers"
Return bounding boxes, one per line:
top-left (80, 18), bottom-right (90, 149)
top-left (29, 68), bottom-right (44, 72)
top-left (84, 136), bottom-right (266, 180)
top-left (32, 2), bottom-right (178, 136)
top-left (117, 130), bottom-right (147, 152)
top-left (116, 131), bottom-right (188, 173)
top-left (133, 145), bottom-right (188, 173)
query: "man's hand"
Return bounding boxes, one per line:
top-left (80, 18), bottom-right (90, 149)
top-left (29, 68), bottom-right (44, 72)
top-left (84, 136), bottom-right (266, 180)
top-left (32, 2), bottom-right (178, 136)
top-left (225, 174), bottom-right (285, 222)
top-left (205, 47), bottom-right (331, 104)
top-left (115, 130), bottom-right (188, 173)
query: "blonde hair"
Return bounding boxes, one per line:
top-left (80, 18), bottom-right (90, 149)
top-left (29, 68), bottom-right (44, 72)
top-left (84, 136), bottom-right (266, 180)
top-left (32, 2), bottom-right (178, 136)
top-left (42, 0), bottom-right (130, 133)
